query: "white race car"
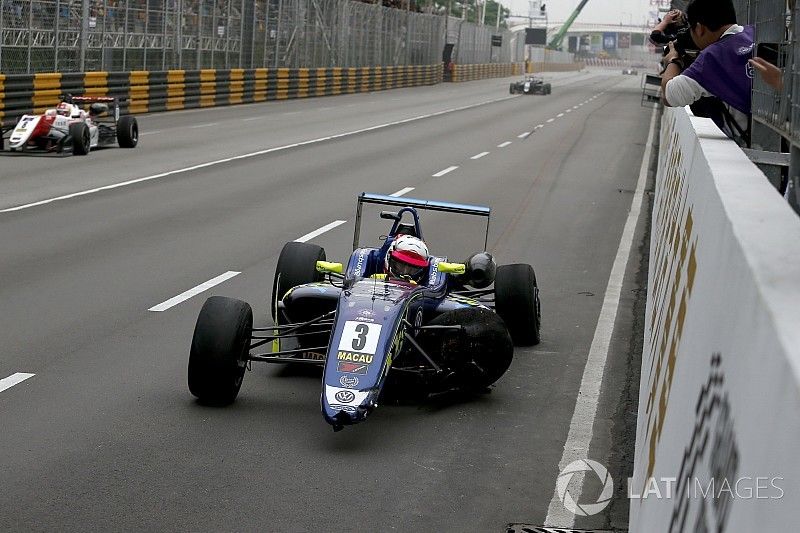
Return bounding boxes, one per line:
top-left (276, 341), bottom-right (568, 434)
top-left (1, 96), bottom-right (138, 155)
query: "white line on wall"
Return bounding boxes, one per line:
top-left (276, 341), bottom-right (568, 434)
top-left (149, 271), bottom-right (241, 312)
top-left (0, 373), bottom-right (35, 394)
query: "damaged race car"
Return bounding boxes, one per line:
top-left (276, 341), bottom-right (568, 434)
top-left (187, 193), bottom-right (542, 431)
top-left (0, 95), bottom-right (138, 155)
top-left (509, 75), bottom-right (552, 95)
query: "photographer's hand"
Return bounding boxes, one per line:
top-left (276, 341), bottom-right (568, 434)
top-left (749, 57), bottom-right (783, 91)
top-left (662, 42), bottom-right (680, 66)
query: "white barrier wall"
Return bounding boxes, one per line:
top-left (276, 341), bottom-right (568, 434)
top-left (630, 107), bottom-right (800, 532)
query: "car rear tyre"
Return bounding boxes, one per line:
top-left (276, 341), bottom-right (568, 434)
top-left (495, 263), bottom-right (541, 346)
top-left (69, 122), bottom-right (90, 155)
top-left (117, 115), bottom-right (138, 148)
top-left (188, 296), bottom-right (252, 405)
top-left (425, 307), bottom-right (514, 391)
top-left (509, 83), bottom-right (515, 94)
top-left (272, 241), bottom-right (326, 321)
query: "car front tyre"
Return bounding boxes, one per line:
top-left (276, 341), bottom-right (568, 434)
top-left (69, 122), bottom-right (91, 155)
top-left (117, 115), bottom-right (138, 148)
top-left (495, 263), bottom-right (541, 345)
top-left (188, 296), bottom-right (253, 405)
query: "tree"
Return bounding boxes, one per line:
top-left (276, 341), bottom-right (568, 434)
top-left (436, 0), bottom-right (509, 27)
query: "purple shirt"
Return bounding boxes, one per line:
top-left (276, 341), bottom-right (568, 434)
top-left (682, 25), bottom-right (754, 115)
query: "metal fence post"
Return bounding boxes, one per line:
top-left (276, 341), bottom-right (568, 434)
top-left (274, 0), bottom-right (283, 68)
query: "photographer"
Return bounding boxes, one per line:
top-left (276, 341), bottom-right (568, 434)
top-left (661, 0), bottom-right (753, 146)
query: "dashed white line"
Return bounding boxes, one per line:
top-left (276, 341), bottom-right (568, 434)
top-left (390, 187), bottom-right (415, 197)
top-left (498, 141), bottom-right (512, 148)
top-left (573, 106), bottom-right (579, 109)
top-left (557, 113), bottom-right (564, 118)
top-left (0, 373), bottom-right (35, 393)
top-left (534, 124), bottom-right (544, 130)
top-left (189, 122), bottom-right (218, 129)
top-left (432, 166), bottom-right (458, 177)
top-left (546, 118), bottom-right (555, 123)
top-left (1, 95), bottom-right (515, 214)
top-left (566, 109), bottom-right (572, 113)
top-left (140, 130), bottom-right (162, 136)
top-left (149, 271), bottom-right (241, 312)
top-left (471, 151), bottom-right (490, 160)
top-left (517, 132), bottom-right (530, 139)
top-left (295, 220), bottom-right (347, 243)
top-left (243, 116), bottom-right (264, 121)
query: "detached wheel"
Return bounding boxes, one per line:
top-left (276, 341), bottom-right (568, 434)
top-left (495, 263), bottom-right (541, 346)
top-left (509, 83), bottom-right (515, 94)
top-left (117, 115), bottom-right (138, 148)
top-left (425, 307), bottom-right (513, 391)
top-left (188, 296), bottom-right (253, 405)
top-left (69, 122), bottom-right (90, 155)
top-left (271, 241), bottom-right (326, 321)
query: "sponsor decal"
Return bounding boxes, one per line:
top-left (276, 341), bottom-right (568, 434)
top-left (353, 250), bottom-right (368, 277)
top-left (358, 309), bottom-right (374, 318)
top-left (354, 316), bottom-right (375, 323)
top-left (339, 375), bottom-right (359, 388)
top-left (334, 390), bottom-right (356, 403)
top-left (330, 404), bottom-right (357, 413)
top-left (337, 361), bottom-right (368, 375)
top-left (337, 351), bottom-right (373, 364)
top-left (301, 351), bottom-right (325, 361)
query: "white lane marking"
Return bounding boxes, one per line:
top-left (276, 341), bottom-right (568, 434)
top-left (140, 130), bottom-right (162, 136)
top-left (566, 109), bottom-right (572, 113)
top-left (471, 151), bottom-right (490, 160)
top-left (533, 125), bottom-right (544, 130)
top-left (498, 141), bottom-right (512, 148)
top-left (546, 118), bottom-right (555, 123)
top-left (189, 122), bottom-right (218, 129)
top-left (294, 220), bottom-right (347, 243)
top-left (390, 187), bottom-right (415, 197)
top-left (1, 96), bottom-right (515, 214)
top-left (243, 116), bottom-right (264, 121)
top-left (149, 271), bottom-right (241, 312)
top-left (544, 105), bottom-right (658, 527)
top-left (517, 132), bottom-right (530, 139)
top-left (573, 106), bottom-right (579, 110)
top-left (0, 373), bottom-right (35, 393)
top-left (432, 166), bottom-right (458, 177)
top-left (557, 113), bottom-right (565, 118)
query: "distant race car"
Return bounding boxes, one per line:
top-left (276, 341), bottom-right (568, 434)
top-left (187, 193), bottom-right (542, 431)
top-left (509, 76), bottom-right (551, 95)
top-left (0, 95), bottom-right (138, 155)
top-left (622, 68), bottom-right (639, 75)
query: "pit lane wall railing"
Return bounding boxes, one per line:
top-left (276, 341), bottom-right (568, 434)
top-left (630, 106), bottom-right (800, 531)
top-left (0, 65), bottom-right (440, 127)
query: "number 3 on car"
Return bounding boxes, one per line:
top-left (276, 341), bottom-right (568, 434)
top-left (338, 321), bottom-right (382, 354)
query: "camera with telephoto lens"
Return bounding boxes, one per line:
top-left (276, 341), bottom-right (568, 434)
top-left (663, 26), bottom-right (700, 66)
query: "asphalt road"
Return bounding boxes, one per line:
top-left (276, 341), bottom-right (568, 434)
top-left (0, 69), bottom-right (653, 532)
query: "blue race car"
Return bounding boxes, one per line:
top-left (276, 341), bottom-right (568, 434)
top-left (187, 193), bottom-right (541, 431)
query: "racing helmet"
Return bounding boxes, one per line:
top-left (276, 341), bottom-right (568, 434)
top-left (56, 102), bottom-right (72, 116)
top-left (385, 235), bottom-right (429, 282)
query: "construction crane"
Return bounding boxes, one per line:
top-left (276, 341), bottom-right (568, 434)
top-left (547, 0), bottom-right (590, 50)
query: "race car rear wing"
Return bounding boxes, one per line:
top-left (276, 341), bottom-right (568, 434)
top-left (353, 192), bottom-right (491, 251)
